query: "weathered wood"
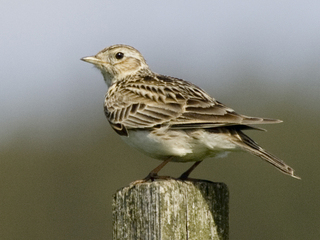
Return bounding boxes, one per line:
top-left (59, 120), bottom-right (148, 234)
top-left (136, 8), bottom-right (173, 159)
top-left (113, 179), bottom-right (229, 240)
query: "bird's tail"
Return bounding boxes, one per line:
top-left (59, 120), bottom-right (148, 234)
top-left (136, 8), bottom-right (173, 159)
top-left (233, 130), bottom-right (300, 179)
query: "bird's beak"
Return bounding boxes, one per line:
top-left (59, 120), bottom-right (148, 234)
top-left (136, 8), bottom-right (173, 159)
top-left (81, 56), bottom-right (103, 65)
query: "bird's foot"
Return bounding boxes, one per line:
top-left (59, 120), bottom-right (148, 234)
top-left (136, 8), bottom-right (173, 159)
top-left (143, 172), bottom-right (172, 181)
top-left (177, 161), bottom-right (203, 181)
top-left (178, 172), bottom-right (191, 181)
top-left (129, 173), bottom-right (172, 186)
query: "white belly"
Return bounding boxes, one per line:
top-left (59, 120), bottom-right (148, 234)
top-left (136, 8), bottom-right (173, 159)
top-left (120, 128), bottom-right (239, 162)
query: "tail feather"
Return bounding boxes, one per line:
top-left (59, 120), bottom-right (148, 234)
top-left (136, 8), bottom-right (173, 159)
top-left (241, 116), bottom-right (283, 125)
top-left (234, 130), bottom-right (300, 179)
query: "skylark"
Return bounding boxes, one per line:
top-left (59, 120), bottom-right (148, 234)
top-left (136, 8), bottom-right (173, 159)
top-left (81, 44), bottom-right (300, 180)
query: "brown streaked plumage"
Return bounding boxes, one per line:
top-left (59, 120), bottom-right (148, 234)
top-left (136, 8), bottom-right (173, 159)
top-left (81, 44), bottom-right (300, 180)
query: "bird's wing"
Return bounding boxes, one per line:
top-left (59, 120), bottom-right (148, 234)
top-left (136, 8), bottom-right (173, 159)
top-left (104, 74), bottom-right (281, 135)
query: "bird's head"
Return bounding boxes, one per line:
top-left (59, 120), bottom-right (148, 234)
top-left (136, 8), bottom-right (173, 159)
top-left (81, 44), bottom-right (149, 86)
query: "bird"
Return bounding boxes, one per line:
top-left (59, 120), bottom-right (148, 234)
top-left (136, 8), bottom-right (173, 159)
top-left (81, 44), bottom-right (300, 180)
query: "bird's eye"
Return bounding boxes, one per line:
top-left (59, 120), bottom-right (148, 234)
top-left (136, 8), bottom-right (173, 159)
top-left (115, 52), bottom-right (124, 59)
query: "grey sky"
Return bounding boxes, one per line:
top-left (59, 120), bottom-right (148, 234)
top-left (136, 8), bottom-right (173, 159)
top-left (1, 1), bottom-right (319, 140)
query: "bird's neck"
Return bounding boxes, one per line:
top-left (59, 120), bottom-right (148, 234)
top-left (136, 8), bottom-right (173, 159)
top-left (101, 69), bottom-right (114, 87)
top-left (103, 67), bottom-right (152, 87)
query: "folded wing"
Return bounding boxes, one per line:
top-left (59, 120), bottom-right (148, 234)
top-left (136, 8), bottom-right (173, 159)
top-left (104, 73), bottom-right (281, 135)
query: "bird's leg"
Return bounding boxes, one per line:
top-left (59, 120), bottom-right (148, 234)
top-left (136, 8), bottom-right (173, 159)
top-left (143, 156), bottom-right (173, 181)
top-left (178, 161), bottom-right (203, 180)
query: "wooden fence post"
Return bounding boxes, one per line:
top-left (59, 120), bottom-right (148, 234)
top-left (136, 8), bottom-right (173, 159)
top-left (112, 179), bottom-right (229, 240)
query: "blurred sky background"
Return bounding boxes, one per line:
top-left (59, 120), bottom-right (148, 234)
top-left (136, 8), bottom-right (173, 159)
top-left (1, 1), bottom-right (320, 240)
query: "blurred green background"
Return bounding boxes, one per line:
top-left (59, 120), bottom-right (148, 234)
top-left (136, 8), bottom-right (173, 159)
top-left (1, 1), bottom-right (319, 239)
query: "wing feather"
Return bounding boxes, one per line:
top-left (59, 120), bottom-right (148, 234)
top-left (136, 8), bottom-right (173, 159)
top-left (104, 73), bottom-right (281, 131)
